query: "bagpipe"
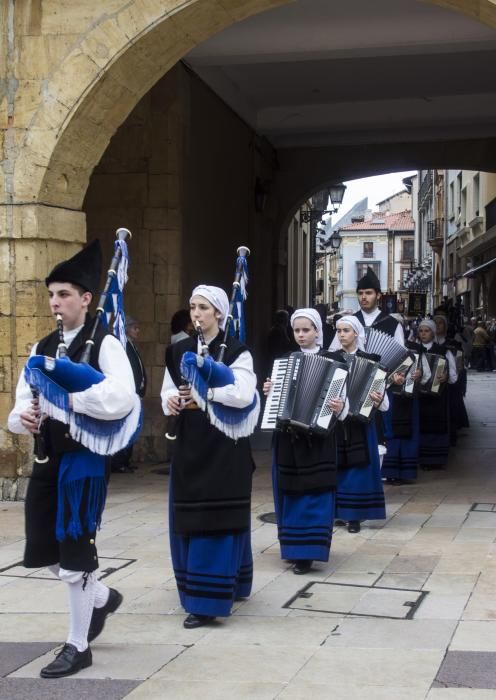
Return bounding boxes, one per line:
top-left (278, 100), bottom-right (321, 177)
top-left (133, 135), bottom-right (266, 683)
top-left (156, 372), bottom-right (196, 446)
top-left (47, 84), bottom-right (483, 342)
top-left (25, 229), bottom-right (142, 458)
top-left (177, 245), bottom-right (260, 441)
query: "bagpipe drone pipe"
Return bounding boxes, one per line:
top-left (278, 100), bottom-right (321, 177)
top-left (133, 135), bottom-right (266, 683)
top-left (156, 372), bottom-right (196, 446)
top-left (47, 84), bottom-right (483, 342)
top-left (178, 246), bottom-right (260, 441)
top-left (363, 327), bottom-right (414, 386)
top-left (24, 229), bottom-right (143, 457)
top-left (261, 352), bottom-right (348, 435)
top-left (344, 354), bottom-right (388, 422)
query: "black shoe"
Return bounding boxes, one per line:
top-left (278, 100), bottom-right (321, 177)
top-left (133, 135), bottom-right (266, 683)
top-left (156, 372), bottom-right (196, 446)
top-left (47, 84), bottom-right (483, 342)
top-left (293, 559), bottom-right (313, 575)
top-left (40, 643), bottom-right (92, 679)
top-left (183, 613), bottom-right (215, 629)
top-left (88, 588), bottom-right (123, 642)
top-left (347, 521), bottom-right (361, 533)
top-left (334, 519), bottom-right (346, 526)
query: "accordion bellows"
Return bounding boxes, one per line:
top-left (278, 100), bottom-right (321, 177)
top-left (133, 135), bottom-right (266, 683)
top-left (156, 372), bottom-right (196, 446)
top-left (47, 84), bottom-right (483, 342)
top-left (364, 327), bottom-right (414, 380)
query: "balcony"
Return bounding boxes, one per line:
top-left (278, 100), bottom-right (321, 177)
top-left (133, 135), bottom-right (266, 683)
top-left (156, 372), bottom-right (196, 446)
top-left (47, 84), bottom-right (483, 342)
top-left (427, 218), bottom-right (444, 251)
top-left (419, 171), bottom-right (433, 207)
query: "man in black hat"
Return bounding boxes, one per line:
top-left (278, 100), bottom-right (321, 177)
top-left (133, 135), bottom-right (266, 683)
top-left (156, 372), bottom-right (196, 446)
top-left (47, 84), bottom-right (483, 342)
top-left (111, 317), bottom-right (147, 473)
top-left (330, 266), bottom-right (404, 347)
top-left (8, 240), bottom-right (139, 678)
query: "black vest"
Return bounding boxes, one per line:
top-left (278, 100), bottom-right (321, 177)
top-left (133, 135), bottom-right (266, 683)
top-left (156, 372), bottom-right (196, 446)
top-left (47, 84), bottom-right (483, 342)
top-left (355, 309), bottom-right (399, 338)
top-left (166, 333), bottom-right (255, 536)
top-left (37, 316), bottom-right (110, 456)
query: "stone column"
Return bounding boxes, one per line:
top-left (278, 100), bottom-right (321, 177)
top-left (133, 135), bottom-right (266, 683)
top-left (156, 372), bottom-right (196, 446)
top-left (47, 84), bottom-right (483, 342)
top-left (0, 202), bottom-right (86, 498)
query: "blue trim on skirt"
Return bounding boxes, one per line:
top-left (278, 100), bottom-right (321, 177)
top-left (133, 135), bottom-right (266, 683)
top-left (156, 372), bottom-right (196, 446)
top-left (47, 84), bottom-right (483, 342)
top-left (169, 472), bottom-right (252, 617)
top-left (272, 450), bottom-right (334, 562)
top-left (382, 396), bottom-right (419, 481)
top-left (336, 421), bottom-right (386, 521)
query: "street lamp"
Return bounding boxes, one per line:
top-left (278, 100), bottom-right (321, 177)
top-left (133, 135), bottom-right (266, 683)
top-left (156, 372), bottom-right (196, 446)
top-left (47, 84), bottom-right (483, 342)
top-left (300, 183), bottom-right (347, 223)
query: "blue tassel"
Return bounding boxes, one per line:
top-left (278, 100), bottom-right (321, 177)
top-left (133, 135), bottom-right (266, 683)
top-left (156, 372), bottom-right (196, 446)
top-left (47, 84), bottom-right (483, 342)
top-left (56, 452), bottom-right (107, 542)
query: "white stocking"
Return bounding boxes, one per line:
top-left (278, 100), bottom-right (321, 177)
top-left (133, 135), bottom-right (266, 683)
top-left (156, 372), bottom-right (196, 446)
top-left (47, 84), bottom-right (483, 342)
top-left (94, 578), bottom-right (110, 609)
top-left (65, 572), bottom-right (97, 652)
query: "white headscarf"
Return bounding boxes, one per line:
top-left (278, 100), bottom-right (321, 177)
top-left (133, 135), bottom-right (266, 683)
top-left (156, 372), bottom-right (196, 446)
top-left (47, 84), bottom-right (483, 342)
top-left (190, 285), bottom-right (230, 330)
top-left (290, 308), bottom-right (323, 346)
top-left (336, 314), bottom-right (366, 350)
top-left (418, 318), bottom-right (436, 337)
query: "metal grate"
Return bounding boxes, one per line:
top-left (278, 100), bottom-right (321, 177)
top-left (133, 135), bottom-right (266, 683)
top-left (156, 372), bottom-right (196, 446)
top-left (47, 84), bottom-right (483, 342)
top-left (470, 503), bottom-right (496, 512)
top-left (0, 557), bottom-right (136, 581)
top-left (284, 581), bottom-right (428, 620)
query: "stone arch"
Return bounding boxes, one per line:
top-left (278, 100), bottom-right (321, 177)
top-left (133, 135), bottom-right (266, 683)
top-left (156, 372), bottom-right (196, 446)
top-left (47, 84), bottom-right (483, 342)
top-left (11, 0), bottom-right (496, 210)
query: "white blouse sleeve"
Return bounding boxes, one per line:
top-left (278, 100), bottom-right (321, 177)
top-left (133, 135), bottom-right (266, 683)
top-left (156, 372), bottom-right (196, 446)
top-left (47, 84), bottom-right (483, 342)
top-left (446, 350), bottom-right (458, 384)
top-left (161, 367), bottom-right (179, 416)
top-left (7, 344), bottom-right (39, 435)
top-left (71, 335), bottom-right (137, 420)
top-left (210, 351), bottom-right (257, 408)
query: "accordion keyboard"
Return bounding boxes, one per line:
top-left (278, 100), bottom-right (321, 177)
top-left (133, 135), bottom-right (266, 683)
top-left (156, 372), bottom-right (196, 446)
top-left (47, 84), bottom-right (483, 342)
top-left (261, 357), bottom-right (289, 430)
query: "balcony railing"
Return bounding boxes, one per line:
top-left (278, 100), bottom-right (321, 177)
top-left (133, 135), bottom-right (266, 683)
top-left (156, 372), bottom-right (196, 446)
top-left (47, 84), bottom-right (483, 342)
top-left (419, 171), bottom-right (433, 206)
top-left (427, 218), bottom-right (444, 241)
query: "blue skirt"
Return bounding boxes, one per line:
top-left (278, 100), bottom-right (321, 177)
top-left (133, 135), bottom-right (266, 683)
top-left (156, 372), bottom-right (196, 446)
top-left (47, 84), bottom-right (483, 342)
top-left (272, 452), bottom-right (334, 562)
top-left (382, 396), bottom-right (419, 481)
top-left (336, 421), bottom-right (386, 522)
top-left (169, 478), bottom-right (252, 617)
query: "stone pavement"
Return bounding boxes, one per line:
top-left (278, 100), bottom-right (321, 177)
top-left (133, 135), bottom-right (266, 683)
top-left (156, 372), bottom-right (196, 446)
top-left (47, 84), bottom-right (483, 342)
top-left (1, 372), bottom-right (496, 700)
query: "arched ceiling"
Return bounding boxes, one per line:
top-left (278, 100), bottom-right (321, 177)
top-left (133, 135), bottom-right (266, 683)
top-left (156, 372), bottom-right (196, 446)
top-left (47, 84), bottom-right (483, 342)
top-left (185, 0), bottom-right (496, 148)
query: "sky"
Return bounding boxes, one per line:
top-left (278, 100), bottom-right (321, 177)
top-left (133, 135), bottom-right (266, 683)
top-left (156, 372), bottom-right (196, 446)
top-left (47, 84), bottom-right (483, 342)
top-left (325, 170), bottom-right (417, 227)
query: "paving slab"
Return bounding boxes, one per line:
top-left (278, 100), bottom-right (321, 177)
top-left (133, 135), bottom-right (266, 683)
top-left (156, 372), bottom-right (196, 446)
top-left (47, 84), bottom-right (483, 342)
top-left (451, 622), bottom-right (496, 651)
top-left (323, 617), bottom-right (457, 650)
top-left (433, 650), bottom-right (496, 689)
top-left (124, 679), bottom-right (284, 699)
top-left (0, 642), bottom-right (56, 677)
top-left (0, 679), bottom-right (140, 700)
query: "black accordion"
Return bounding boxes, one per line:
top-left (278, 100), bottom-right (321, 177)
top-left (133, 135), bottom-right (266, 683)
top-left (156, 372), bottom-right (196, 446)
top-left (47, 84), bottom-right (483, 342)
top-left (345, 354), bottom-right (387, 422)
top-left (364, 327), bottom-right (414, 386)
top-left (261, 352), bottom-right (348, 435)
top-left (392, 349), bottom-right (421, 397)
top-left (419, 353), bottom-right (447, 395)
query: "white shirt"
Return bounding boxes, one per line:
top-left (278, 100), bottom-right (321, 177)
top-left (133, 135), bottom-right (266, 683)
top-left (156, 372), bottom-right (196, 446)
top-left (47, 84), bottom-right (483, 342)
top-left (8, 326), bottom-right (136, 435)
top-left (161, 338), bottom-right (257, 415)
top-left (421, 342), bottom-right (458, 384)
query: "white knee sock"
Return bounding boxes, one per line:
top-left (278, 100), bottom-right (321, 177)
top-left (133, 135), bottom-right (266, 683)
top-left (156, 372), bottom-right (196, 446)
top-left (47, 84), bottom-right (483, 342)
top-left (94, 579), bottom-right (110, 609)
top-left (65, 572), bottom-right (97, 652)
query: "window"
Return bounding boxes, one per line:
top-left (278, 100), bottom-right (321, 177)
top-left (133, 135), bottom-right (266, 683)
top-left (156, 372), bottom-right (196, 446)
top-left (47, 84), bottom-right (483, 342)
top-left (473, 173), bottom-right (480, 218)
top-left (401, 239), bottom-right (414, 261)
top-left (356, 262), bottom-right (380, 285)
top-left (449, 181), bottom-right (455, 219)
top-left (363, 242), bottom-right (374, 258)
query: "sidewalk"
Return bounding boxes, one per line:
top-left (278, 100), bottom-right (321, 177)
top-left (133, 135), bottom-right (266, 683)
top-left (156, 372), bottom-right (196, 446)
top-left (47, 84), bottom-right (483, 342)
top-left (1, 372), bottom-right (495, 699)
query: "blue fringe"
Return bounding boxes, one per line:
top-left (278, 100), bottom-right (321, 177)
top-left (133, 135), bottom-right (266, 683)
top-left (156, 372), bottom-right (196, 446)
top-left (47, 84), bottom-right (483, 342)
top-left (25, 366), bottom-right (70, 411)
top-left (56, 451), bottom-right (107, 542)
top-left (210, 392), bottom-right (258, 427)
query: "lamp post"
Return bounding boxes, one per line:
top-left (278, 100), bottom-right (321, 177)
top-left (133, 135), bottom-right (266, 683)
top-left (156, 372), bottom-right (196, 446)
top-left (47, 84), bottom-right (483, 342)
top-left (309, 185), bottom-right (346, 306)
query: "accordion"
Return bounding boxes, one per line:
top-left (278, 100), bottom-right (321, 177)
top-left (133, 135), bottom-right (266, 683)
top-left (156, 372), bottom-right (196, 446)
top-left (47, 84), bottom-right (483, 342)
top-left (364, 327), bottom-right (414, 386)
top-left (419, 353), bottom-right (447, 395)
top-left (392, 350), bottom-right (421, 397)
top-left (345, 354), bottom-right (388, 422)
top-left (261, 352), bottom-right (348, 435)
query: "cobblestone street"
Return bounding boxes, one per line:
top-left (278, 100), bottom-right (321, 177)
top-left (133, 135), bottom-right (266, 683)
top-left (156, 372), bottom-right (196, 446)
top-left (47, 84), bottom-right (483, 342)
top-left (1, 372), bottom-right (495, 699)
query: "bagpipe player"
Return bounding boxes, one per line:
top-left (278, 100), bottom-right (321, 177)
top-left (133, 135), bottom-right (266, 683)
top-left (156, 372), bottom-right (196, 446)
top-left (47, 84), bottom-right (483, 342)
top-left (8, 241), bottom-right (141, 678)
top-left (161, 285), bottom-right (259, 629)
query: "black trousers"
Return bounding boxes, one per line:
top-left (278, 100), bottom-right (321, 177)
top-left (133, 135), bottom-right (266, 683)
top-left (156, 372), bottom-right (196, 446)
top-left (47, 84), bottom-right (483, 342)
top-left (23, 458), bottom-right (105, 572)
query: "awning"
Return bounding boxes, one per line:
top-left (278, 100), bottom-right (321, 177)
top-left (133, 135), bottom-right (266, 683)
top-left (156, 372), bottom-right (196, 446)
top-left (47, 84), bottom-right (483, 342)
top-left (462, 257), bottom-right (496, 278)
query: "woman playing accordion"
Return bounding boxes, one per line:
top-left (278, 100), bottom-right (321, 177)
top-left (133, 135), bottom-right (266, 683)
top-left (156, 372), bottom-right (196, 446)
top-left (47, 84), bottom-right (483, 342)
top-left (263, 308), bottom-right (347, 576)
top-left (334, 316), bottom-right (388, 534)
top-left (161, 285), bottom-right (258, 629)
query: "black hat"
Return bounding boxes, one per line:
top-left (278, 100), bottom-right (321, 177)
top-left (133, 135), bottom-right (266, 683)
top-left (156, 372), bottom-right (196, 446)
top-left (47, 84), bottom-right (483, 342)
top-left (356, 266), bottom-right (381, 293)
top-left (45, 239), bottom-right (102, 295)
